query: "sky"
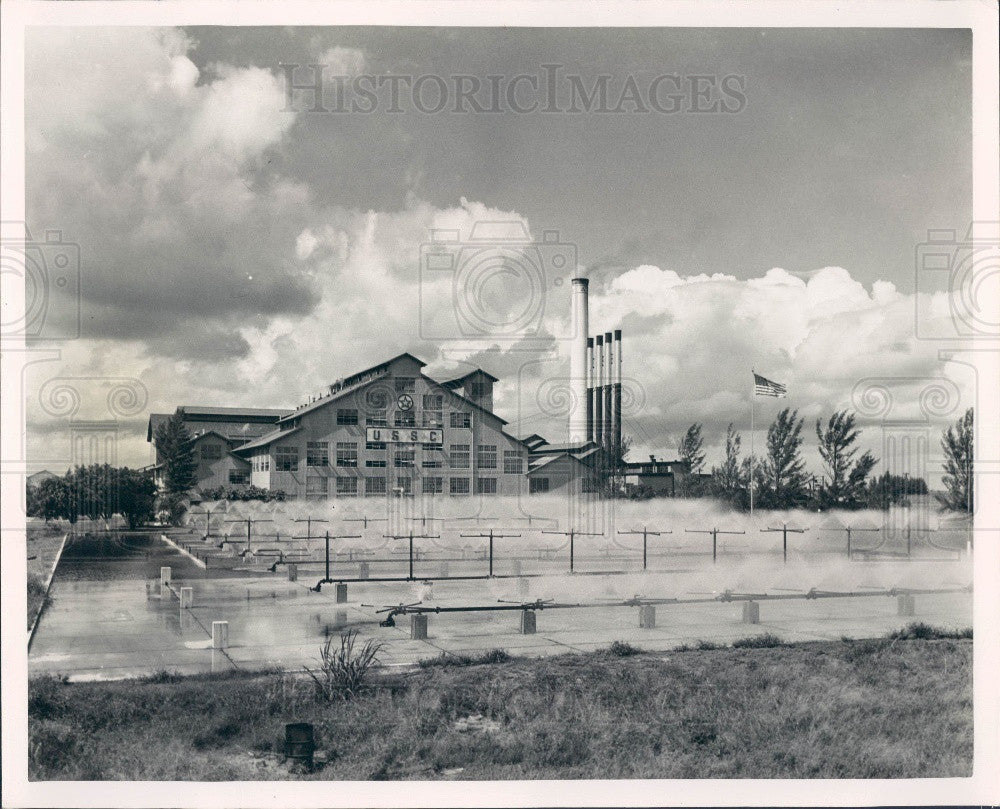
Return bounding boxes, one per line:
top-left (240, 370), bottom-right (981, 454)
top-left (23, 25), bottom-right (974, 478)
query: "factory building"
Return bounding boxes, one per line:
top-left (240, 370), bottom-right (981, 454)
top-left (147, 353), bottom-right (602, 498)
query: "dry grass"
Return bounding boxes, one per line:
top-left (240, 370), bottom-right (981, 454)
top-left (28, 634), bottom-right (972, 781)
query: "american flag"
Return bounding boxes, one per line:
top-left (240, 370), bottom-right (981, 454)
top-left (753, 372), bottom-right (787, 398)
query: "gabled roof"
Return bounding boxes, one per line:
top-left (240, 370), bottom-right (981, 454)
top-left (278, 369), bottom-right (391, 423)
top-left (180, 406), bottom-right (290, 418)
top-left (440, 368), bottom-right (500, 388)
top-left (521, 433), bottom-right (547, 448)
top-left (232, 426), bottom-right (301, 454)
top-left (147, 407), bottom-right (288, 442)
top-left (529, 440), bottom-right (599, 455)
top-left (526, 452), bottom-right (593, 475)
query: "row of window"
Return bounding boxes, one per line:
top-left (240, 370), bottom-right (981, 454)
top-left (302, 476), bottom-right (501, 496)
top-left (268, 443), bottom-right (525, 473)
top-left (332, 406), bottom-right (472, 429)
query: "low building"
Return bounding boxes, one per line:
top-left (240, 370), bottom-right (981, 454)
top-left (622, 456), bottom-right (691, 496)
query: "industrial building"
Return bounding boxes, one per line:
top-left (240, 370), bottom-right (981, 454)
top-left (145, 276), bottom-right (689, 500)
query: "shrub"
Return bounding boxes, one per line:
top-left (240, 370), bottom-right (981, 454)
top-left (418, 648), bottom-right (511, 668)
top-left (305, 629), bottom-right (383, 701)
top-left (695, 640), bottom-right (723, 650)
top-left (732, 633), bottom-right (783, 649)
top-left (606, 641), bottom-right (642, 657)
top-left (887, 623), bottom-right (973, 641)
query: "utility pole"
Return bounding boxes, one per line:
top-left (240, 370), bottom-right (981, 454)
top-left (843, 525), bottom-right (880, 560)
top-left (684, 527), bottom-right (746, 564)
top-left (617, 527), bottom-right (671, 571)
top-left (294, 516), bottom-right (328, 548)
top-left (461, 529), bottom-right (521, 577)
top-left (541, 529), bottom-right (602, 574)
top-left (383, 530), bottom-right (440, 580)
top-left (345, 516), bottom-right (388, 530)
top-left (761, 524), bottom-right (806, 564)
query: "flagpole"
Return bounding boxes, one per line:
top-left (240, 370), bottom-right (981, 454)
top-left (750, 370), bottom-right (754, 516)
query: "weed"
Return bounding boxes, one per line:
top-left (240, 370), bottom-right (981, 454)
top-left (732, 633), bottom-right (784, 649)
top-left (695, 639), bottom-right (723, 650)
top-left (305, 629), bottom-right (383, 701)
top-left (887, 623), bottom-right (972, 641)
top-left (606, 641), bottom-right (642, 657)
top-left (418, 649), bottom-right (510, 668)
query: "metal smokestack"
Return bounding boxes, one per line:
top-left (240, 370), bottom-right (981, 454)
top-left (586, 336), bottom-right (595, 443)
top-left (569, 278), bottom-right (589, 442)
top-left (613, 328), bottom-right (623, 459)
top-left (594, 334), bottom-right (604, 447)
top-left (603, 331), bottom-right (613, 451)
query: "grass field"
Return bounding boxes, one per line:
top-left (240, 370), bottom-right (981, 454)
top-left (29, 629), bottom-right (972, 781)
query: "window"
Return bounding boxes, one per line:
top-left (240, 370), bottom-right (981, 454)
top-left (422, 394), bottom-right (443, 410)
top-left (529, 477), bottom-right (550, 494)
top-left (450, 444), bottom-right (470, 469)
top-left (450, 412), bottom-right (471, 429)
top-left (470, 381), bottom-right (489, 399)
top-left (477, 445), bottom-right (497, 469)
top-left (476, 477), bottom-right (497, 495)
top-left (307, 476), bottom-right (328, 496)
top-left (394, 412), bottom-right (416, 427)
top-left (394, 450), bottom-right (415, 468)
top-left (336, 477), bottom-right (358, 496)
top-left (255, 453), bottom-right (270, 472)
top-left (336, 408), bottom-right (358, 425)
top-left (336, 442), bottom-right (358, 467)
top-left (503, 451), bottom-right (524, 474)
top-left (201, 444), bottom-right (222, 460)
top-left (394, 377), bottom-right (415, 393)
top-left (450, 478), bottom-right (470, 495)
top-left (396, 477), bottom-right (412, 495)
top-left (276, 445), bottom-right (298, 472)
top-left (366, 439), bottom-right (386, 450)
top-left (306, 441), bottom-right (329, 467)
top-left (422, 410), bottom-right (443, 428)
top-left (365, 477), bottom-right (387, 496)
top-left (366, 458), bottom-right (387, 468)
top-left (422, 453), bottom-right (443, 468)
top-left (422, 476), bottom-right (443, 494)
top-left (228, 469), bottom-right (249, 485)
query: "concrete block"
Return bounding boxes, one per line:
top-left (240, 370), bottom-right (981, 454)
top-left (159, 566), bottom-right (172, 598)
top-left (410, 614), bottom-right (428, 640)
top-left (334, 610), bottom-right (348, 627)
top-left (639, 605), bottom-right (656, 629)
top-left (287, 563), bottom-right (297, 582)
top-left (179, 587), bottom-right (193, 609)
top-left (439, 562), bottom-right (449, 578)
top-left (359, 562), bottom-right (370, 580)
top-left (421, 581), bottom-right (434, 601)
top-left (897, 594), bottom-right (915, 617)
top-left (212, 621), bottom-right (229, 649)
top-left (520, 609), bottom-right (536, 635)
top-left (742, 601), bottom-right (760, 625)
top-left (335, 583), bottom-right (348, 603)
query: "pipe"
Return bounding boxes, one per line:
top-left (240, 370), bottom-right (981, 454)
top-left (569, 278), bottom-right (589, 442)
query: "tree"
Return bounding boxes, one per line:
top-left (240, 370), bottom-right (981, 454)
top-left (938, 407), bottom-right (973, 513)
top-left (117, 468), bottom-right (158, 529)
top-left (754, 408), bottom-right (809, 510)
top-left (33, 476), bottom-right (70, 523)
top-left (601, 434), bottom-right (633, 498)
top-left (154, 413), bottom-right (197, 494)
top-left (815, 410), bottom-right (878, 509)
top-left (711, 423), bottom-right (749, 509)
top-left (677, 424), bottom-right (706, 473)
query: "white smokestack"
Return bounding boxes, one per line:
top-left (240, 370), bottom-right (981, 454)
top-left (569, 277), bottom-right (589, 441)
top-left (595, 333), bottom-right (605, 447)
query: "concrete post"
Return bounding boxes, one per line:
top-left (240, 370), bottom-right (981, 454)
top-left (334, 610), bottom-right (348, 627)
top-left (335, 583), bottom-right (348, 603)
top-left (742, 601), bottom-right (760, 625)
top-left (639, 605), bottom-right (656, 628)
top-left (359, 561), bottom-right (370, 580)
top-left (212, 621), bottom-right (229, 649)
top-left (160, 566), bottom-right (172, 599)
top-left (180, 587), bottom-right (193, 609)
top-left (520, 610), bottom-right (537, 635)
top-left (287, 563), bottom-right (297, 582)
top-left (897, 594), bottom-right (915, 617)
top-left (411, 614), bottom-right (428, 640)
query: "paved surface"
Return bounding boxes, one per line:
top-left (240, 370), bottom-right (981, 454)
top-left (29, 533), bottom-right (973, 681)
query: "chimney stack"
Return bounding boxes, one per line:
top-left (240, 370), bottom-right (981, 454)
top-left (613, 328), bottom-right (623, 459)
top-left (594, 334), bottom-right (605, 447)
top-left (569, 278), bottom-right (589, 442)
top-left (603, 331), bottom-right (613, 453)
top-left (586, 336), bottom-right (595, 443)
